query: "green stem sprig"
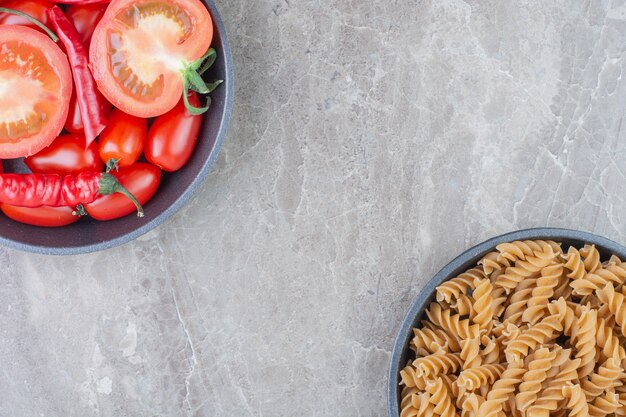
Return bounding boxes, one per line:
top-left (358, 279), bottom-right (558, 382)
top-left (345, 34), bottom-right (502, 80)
top-left (0, 7), bottom-right (58, 42)
top-left (180, 48), bottom-right (223, 115)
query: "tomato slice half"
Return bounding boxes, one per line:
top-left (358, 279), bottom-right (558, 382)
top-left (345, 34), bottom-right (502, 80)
top-left (0, 26), bottom-right (72, 159)
top-left (89, 0), bottom-right (213, 118)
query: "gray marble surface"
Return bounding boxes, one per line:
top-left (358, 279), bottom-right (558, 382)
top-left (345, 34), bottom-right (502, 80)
top-left (2, 0), bottom-right (626, 415)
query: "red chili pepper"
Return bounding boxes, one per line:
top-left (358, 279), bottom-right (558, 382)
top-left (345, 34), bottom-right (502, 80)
top-left (47, 5), bottom-right (107, 146)
top-left (0, 172), bottom-right (144, 217)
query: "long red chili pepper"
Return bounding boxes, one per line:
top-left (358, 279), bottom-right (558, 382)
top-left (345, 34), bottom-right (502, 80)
top-left (0, 173), bottom-right (144, 217)
top-left (48, 5), bottom-right (107, 147)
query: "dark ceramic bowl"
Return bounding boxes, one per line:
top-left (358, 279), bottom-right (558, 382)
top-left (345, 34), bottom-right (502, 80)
top-left (387, 227), bottom-right (626, 417)
top-left (0, 0), bottom-right (233, 255)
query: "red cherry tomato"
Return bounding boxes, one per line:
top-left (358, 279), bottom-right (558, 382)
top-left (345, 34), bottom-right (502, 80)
top-left (1, 204), bottom-right (80, 227)
top-left (98, 108), bottom-right (147, 167)
top-left (24, 134), bottom-right (103, 176)
top-left (85, 163), bottom-right (161, 221)
top-left (65, 87), bottom-right (112, 134)
top-left (64, 4), bottom-right (107, 48)
top-left (0, 0), bottom-right (53, 33)
top-left (0, 26), bottom-right (72, 159)
top-left (89, 0), bottom-right (213, 117)
top-left (145, 93), bottom-right (203, 172)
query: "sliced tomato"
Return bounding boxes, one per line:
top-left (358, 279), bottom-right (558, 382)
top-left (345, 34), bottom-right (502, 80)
top-left (0, 1), bottom-right (53, 33)
top-left (89, 0), bottom-right (213, 118)
top-left (24, 134), bottom-right (103, 176)
top-left (0, 26), bottom-right (72, 159)
top-left (65, 3), bottom-right (108, 48)
top-left (84, 163), bottom-right (161, 221)
top-left (1, 204), bottom-right (80, 227)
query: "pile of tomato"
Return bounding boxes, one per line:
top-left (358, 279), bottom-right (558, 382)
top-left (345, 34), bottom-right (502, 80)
top-left (0, 0), bottom-right (220, 227)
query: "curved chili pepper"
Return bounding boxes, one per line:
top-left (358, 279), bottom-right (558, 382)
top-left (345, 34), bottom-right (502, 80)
top-left (48, 5), bottom-right (107, 146)
top-left (0, 172), bottom-right (144, 217)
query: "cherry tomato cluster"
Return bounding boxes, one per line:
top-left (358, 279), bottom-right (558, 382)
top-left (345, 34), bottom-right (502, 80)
top-left (0, 0), bottom-right (217, 227)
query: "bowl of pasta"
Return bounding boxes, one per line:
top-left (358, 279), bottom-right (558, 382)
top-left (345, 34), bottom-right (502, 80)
top-left (388, 228), bottom-right (626, 417)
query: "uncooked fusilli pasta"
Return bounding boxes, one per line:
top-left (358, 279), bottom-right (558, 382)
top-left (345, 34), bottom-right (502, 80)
top-left (400, 240), bottom-right (626, 417)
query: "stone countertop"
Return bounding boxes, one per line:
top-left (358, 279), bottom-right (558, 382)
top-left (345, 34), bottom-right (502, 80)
top-left (1, 0), bottom-right (625, 416)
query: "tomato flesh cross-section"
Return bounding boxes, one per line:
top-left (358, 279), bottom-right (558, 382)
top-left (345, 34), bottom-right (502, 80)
top-left (90, 0), bottom-right (213, 118)
top-left (0, 26), bottom-right (72, 159)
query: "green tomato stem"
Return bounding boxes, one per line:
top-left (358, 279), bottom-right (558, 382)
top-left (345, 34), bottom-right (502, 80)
top-left (0, 7), bottom-right (59, 42)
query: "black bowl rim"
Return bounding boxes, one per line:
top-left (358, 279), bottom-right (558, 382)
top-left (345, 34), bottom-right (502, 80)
top-left (387, 227), bottom-right (626, 417)
top-left (0, 0), bottom-right (234, 256)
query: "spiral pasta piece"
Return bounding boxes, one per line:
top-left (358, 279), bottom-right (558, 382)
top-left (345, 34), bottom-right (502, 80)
top-left (451, 294), bottom-right (473, 316)
top-left (496, 244), bottom-right (556, 294)
top-left (522, 264), bottom-right (562, 325)
top-left (400, 364), bottom-right (427, 390)
top-left (479, 251), bottom-right (510, 277)
top-left (497, 321), bottom-right (520, 347)
top-left (503, 278), bottom-right (536, 325)
top-left (597, 283), bottom-right (626, 337)
top-left (426, 377), bottom-right (459, 417)
top-left (515, 347), bottom-right (556, 411)
top-left (581, 358), bottom-right (623, 397)
top-left (562, 383), bottom-right (589, 417)
top-left (495, 240), bottom-right (560, 264)
top-left (505, 314), bottom-right (562, 361)
top-left (573, 305), bottom-right (597, 379)
top-left (413, 353), bottom-right (462, 378)
top-left (411, 327), bottom-right (461, 355)
top-left (400, 386), bottom-right (420, 417)
top-left (477, 362), bottom-right (525, 417)
top-left (426, 303), bottom-right (480, 341)
top-left (589, 391), bottom-right (619, 417)
top-left (436, 268), bottom-right (484, 303)
top-left (490, 287), bottom-right (507, 319)
top-left (571, 264), bottom-right (626, 296)
top-left (564, 246), bottom-right (585, 280)
top-left (460, 338), bottom-right (481, 370)
top-left (596, 316), bottom-right (626, 360)
top-left (457, 364), bottom-right (505, 391)
top-left (616, 393), bottom-right (626, 416)
top-left (527, 350), bottom-right (580, 417)
top-left (480, 335), bottom-right (501, 365)
top-left (471, 278), bottom-right (494, 330)
top-left (460, 393), bottom-right (484, 417)
top-left (581, 244), bottom-right (602, 273)
top-left (547, 297), bottom-right (577, 336)
top-left (552, 270), bottom-right (572, 300)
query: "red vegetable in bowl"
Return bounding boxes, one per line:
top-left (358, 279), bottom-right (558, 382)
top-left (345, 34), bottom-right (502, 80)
top-left (48, 5), bottom-right (107, 146)
top-left (89, 0), bottom-right (216, 117)
top-left (98, 108), bottom-right (147, 167)
top-left (1, 204), bottom-right (80, 227)
top-left (145, 92), bottom-right (203, 172)
top-left (65, 3), bottom-right (108, 46)
top-left (65, 87), bottom-right (113, 134)
top-left (0, 25), bottom-right (72, 158)
top-left (25, 134), bottom-right (104, 176)
top-left (0, 0), bottom-right (53, 33)
top-left (85, 163), bottom-right (161, 221)
top-left (0, 172), bottom-right (144, 216)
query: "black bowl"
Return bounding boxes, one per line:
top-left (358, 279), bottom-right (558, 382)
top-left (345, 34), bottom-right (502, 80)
top-left (387, 227), bottom-right (626, 417)
top-left (0, 0), bottom-right (234, 255)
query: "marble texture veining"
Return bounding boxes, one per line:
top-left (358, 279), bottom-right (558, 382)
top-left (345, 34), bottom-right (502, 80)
top-left (2, 0), bottom-right (626, 415)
